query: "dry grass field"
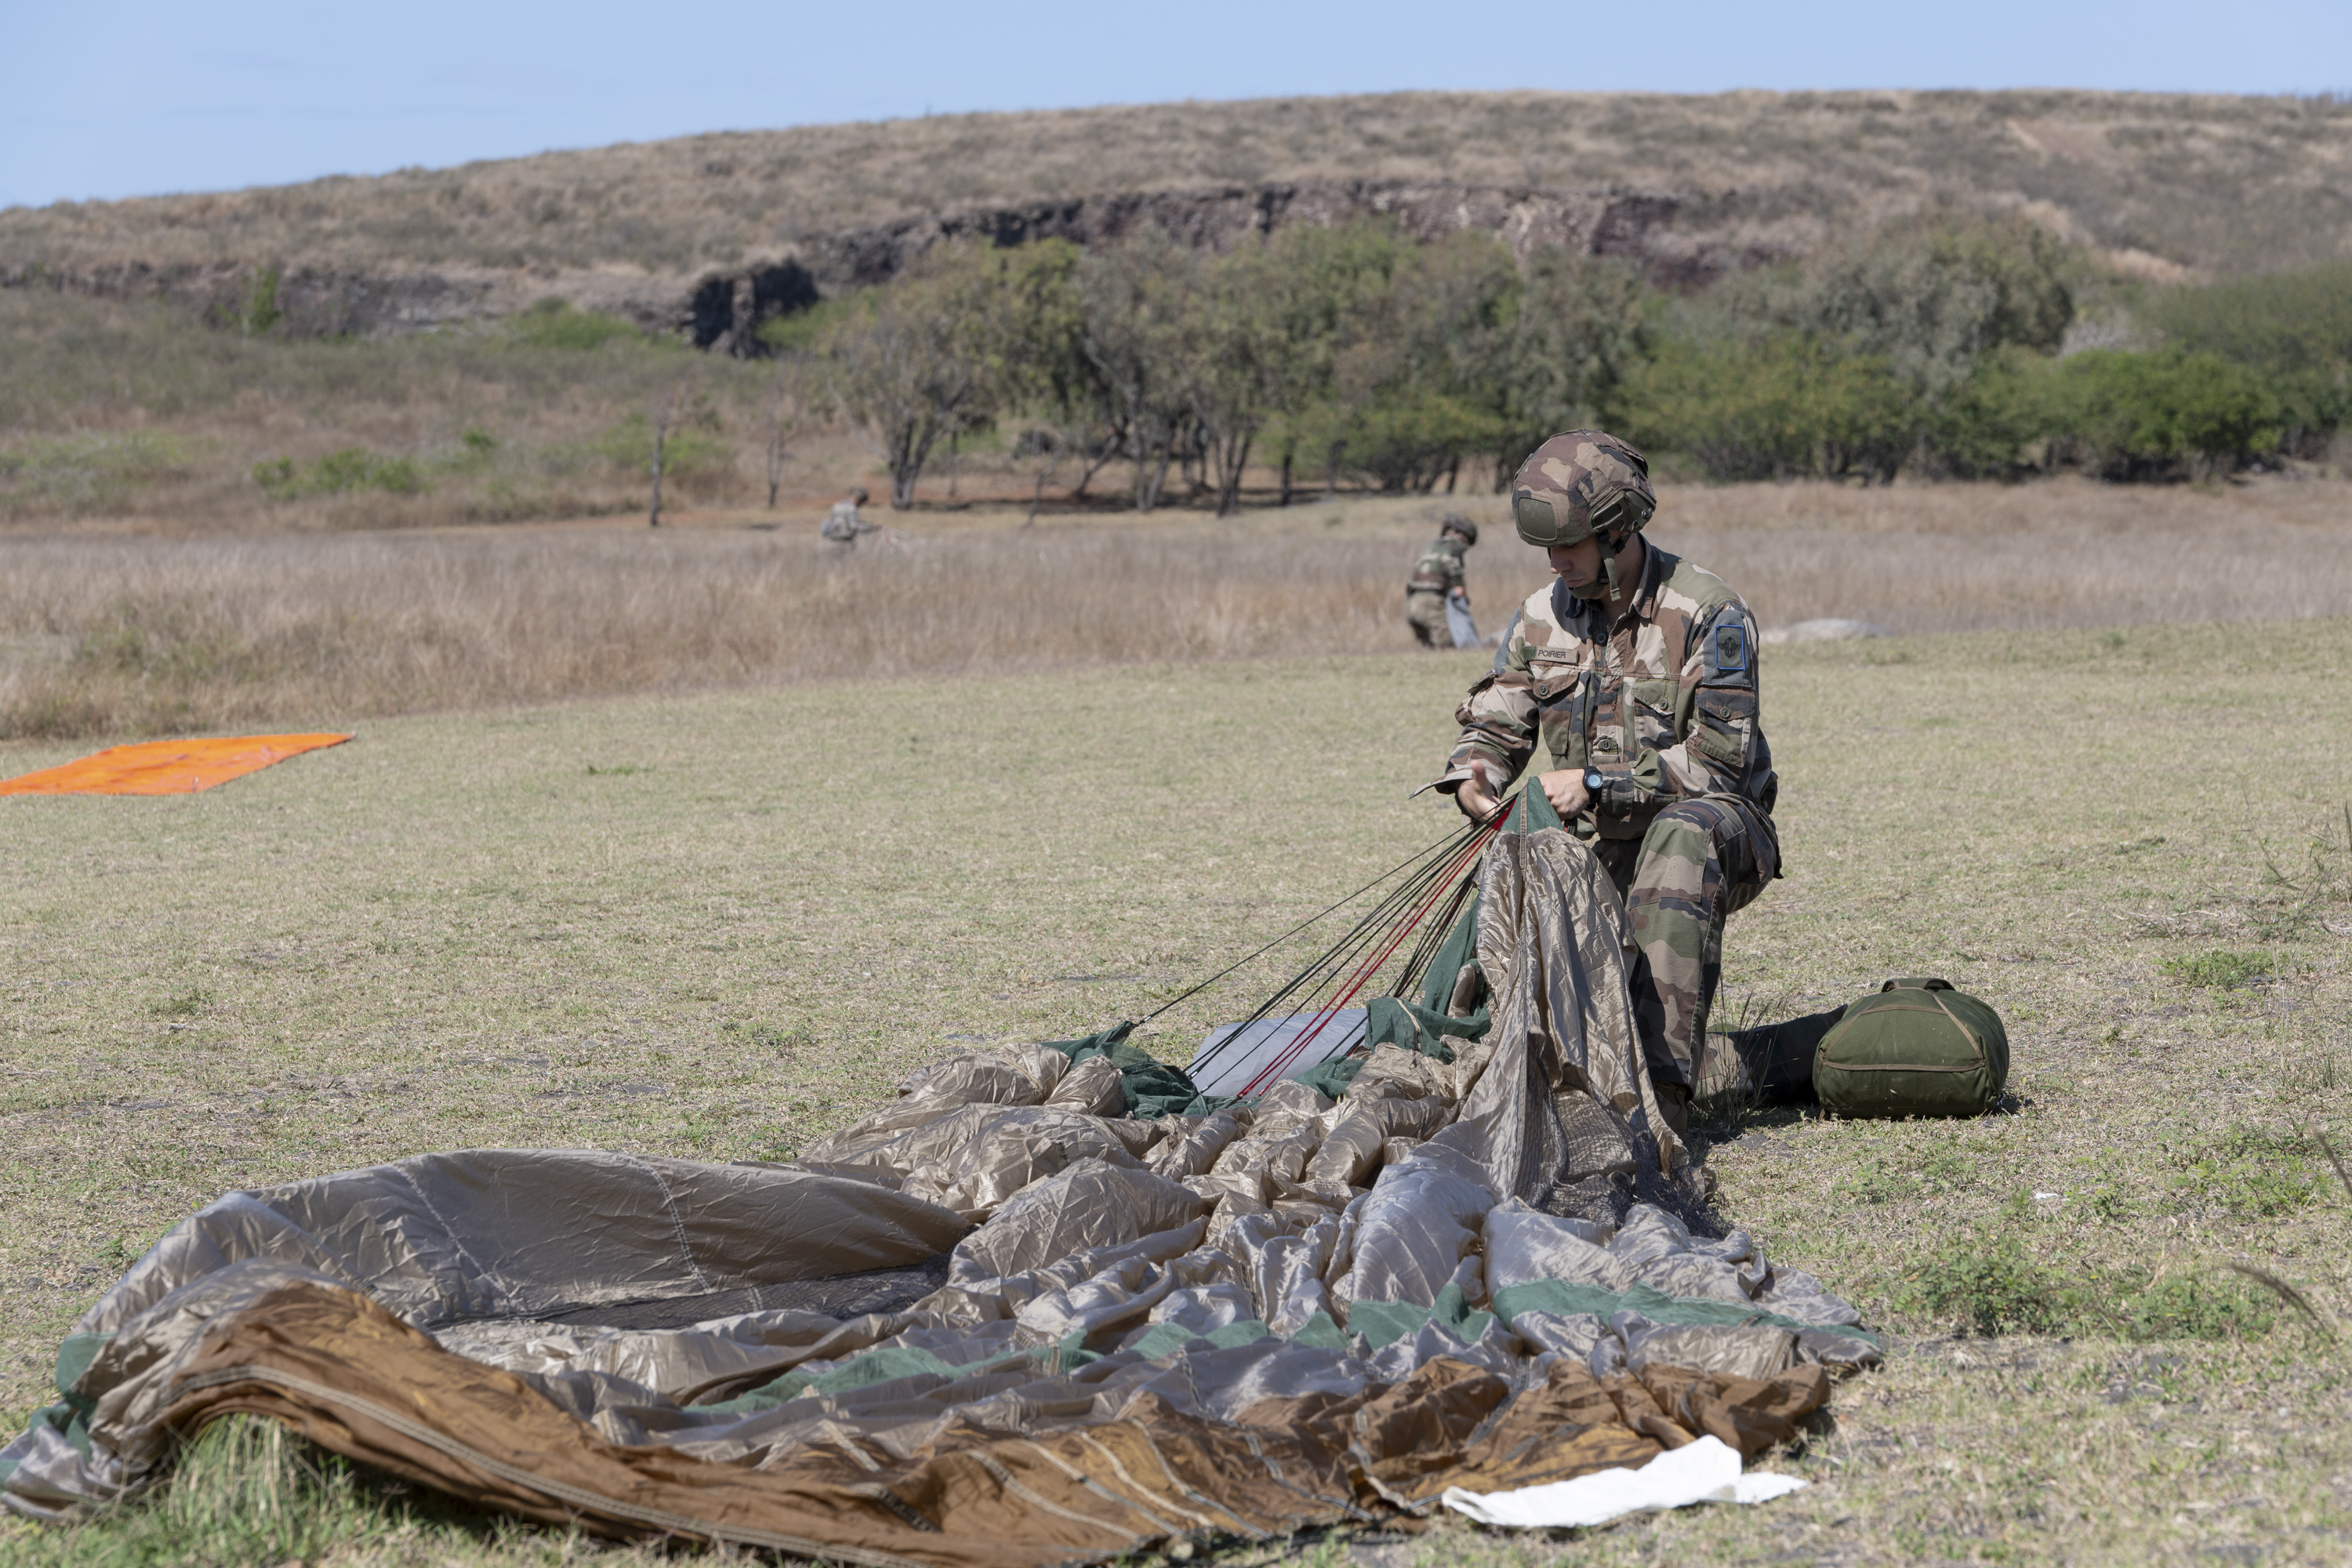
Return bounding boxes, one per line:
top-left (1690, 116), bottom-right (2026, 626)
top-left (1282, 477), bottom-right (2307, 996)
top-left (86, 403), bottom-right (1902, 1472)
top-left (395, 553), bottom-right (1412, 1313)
top-left (7, 90), bottom-right (2350, 281)
top-left (3, 476), bottom-right (2349, 742)
top-left (0, 615), bottom-right (2348, 1565)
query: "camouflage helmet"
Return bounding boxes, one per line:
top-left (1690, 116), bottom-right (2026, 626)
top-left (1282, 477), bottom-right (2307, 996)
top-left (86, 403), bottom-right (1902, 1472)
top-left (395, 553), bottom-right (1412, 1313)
top-left (1509, 431), bottom-right (1655, 550)
top-left (1439, 513), bottom-right (1478, 546)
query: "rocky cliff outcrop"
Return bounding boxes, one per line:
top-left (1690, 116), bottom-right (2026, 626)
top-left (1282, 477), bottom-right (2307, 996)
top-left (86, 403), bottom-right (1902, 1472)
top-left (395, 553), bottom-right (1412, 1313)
top-left (0, 179), bottom-right (1798, 350)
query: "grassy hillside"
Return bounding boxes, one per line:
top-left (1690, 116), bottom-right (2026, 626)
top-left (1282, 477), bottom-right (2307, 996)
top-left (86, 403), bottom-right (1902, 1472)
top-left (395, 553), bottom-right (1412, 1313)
top-left (5, 90), bottom-right (2350, 284)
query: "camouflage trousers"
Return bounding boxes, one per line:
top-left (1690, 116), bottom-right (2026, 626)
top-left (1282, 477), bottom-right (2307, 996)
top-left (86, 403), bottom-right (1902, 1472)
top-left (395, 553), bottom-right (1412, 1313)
top-left (1592, 797), bottom-right (1779, 1098)
top-left (1405, 590), bottom-right (1451, 648)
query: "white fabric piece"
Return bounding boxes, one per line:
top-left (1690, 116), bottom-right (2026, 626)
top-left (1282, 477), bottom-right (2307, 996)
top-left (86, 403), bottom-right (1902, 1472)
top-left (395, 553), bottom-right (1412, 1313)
top-left (1442, 1436), bottom-right (1806, 1528)
top-left (1189, 1009), bottom-right (1368, 1096)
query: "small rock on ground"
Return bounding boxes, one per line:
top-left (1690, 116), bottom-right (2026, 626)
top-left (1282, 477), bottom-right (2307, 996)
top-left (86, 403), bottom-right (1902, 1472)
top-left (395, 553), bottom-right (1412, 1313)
top-left (1762, 619), bottom-right (1892, 644)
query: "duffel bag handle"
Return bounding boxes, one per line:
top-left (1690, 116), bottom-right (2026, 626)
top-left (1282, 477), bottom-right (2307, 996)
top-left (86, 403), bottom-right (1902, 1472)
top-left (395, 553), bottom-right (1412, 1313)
top-left (1882, 977), bottom-right (1955, 992)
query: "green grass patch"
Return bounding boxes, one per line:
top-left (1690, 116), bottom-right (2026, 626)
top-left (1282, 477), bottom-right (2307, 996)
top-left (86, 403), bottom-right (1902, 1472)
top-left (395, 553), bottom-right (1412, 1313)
top-left (2165, 1126), bottom-right (2332, 1219)
top-left (1896, 1233), bottom-right (2287, 1342)
top-left (252, 447), bottom-right (424, 500)
top-left (720, 1020), bottom-right (811, 1055)
top-left (505, 298), bottom-right (648, 351)
top-left (2158, 949), bottom-right (2281, 989)
top-left (2, 1415), bottom-right (507, 1567)
top-left (1836, 1145), bottom-right (1976, 1205)
top-left (1896, 1233), bottom-right (2065, 1337)
top-left (147, 985), bottom-right (214, 1019)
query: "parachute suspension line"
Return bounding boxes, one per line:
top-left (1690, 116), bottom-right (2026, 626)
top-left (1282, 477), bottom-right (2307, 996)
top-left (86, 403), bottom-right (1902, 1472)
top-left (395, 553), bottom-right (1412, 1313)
top-left (1238, 818), bottom-right (1502, 1081)
top-left (1176, 812), bottom-right (1501, 1088)
top-left (1140, 815), bottom-right (1493, 1029)
top-left (1390, 866), bottom-right (1479, 1005)
top-left (1232, 811), bottom-right (1508, 1098)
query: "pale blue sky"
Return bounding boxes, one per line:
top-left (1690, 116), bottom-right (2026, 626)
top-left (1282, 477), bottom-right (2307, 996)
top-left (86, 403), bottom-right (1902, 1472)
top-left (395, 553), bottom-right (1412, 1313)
top-left (5, 0), bottom-right (2349, 209)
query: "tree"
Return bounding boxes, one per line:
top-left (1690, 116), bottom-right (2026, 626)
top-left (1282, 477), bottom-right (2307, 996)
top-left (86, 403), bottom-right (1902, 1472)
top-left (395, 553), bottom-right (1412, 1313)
top-left (646, 376), bottom-right (697, 527)
top-left (1187, 243), bottom-right (1301, 516)
top-left (1248, 223), bottom-right (1415, 503)
top-left (1075, 231), bottom-right (1203, 513)
top-left (985, 240), bottom-right (1127, 511)
top-left (1781, 215), bottom-right (2077, 401)
top-left (817, 248), bottom-right (1011, 509)
top-left (1293, 231), bottom-right (1516, 495)
top-left (1490, 248), bottom-right (1653, 479)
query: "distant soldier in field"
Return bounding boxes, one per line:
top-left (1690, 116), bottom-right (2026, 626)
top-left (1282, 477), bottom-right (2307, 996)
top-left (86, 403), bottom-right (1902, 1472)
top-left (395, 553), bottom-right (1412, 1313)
top-left (1405, 514), bottom-right (1479, 648)
top-left (1434, 432), bottom-right (1779, 1131)
top-left (820, 487), bottom-right (875, 549)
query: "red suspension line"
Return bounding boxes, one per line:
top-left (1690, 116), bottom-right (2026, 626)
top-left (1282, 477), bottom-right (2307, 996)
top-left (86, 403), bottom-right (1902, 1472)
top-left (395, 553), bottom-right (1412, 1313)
top-left (1237, 810), bottom-right (1510, 1098)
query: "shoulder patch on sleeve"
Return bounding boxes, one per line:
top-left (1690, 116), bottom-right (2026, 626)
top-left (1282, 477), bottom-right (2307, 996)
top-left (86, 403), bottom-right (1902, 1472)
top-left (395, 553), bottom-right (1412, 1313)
top-left (1708, 620), bottom-right (1749, 677)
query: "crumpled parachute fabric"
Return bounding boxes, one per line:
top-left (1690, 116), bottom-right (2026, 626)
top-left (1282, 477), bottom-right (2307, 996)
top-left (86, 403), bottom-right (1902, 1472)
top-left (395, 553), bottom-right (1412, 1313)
top-left (1, 829), bottom-right (1871, 1564)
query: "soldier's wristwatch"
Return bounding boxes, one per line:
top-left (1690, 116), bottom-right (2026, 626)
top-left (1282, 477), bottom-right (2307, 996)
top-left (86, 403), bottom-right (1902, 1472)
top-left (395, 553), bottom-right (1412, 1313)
top-left (1582, 768), bottom-right (1606, 798)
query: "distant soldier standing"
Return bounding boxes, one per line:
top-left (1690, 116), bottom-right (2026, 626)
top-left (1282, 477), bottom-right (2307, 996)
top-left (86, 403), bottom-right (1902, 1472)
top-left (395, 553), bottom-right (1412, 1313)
top-left (1404, 514), bottom-right (1479, 648)
top-left (1436, 433), bottom-right (1779, 1130)
top-left (820, 486), bottom-right (875, 549)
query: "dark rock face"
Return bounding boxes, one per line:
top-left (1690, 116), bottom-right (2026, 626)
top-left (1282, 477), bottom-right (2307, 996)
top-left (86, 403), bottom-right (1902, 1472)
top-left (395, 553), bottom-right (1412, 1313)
top-left (690, 260), bottom-right (822, 354)
top-left (794, 180), bottom-right (1788, 294)
top-left (2, 180), bottom-right (1783, 346)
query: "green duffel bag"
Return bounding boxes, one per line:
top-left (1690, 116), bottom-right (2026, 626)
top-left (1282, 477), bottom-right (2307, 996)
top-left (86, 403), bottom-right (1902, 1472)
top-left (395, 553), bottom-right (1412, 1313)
top-left (1813, 978), bottom-right (2009, 1119)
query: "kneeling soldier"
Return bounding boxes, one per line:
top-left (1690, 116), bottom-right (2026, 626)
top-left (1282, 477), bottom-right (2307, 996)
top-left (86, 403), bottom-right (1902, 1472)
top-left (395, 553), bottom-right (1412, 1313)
top-left (1437, 432), bottom-right (1780, 1129)
top-left (1404, 514), bottom-right (1478, 648)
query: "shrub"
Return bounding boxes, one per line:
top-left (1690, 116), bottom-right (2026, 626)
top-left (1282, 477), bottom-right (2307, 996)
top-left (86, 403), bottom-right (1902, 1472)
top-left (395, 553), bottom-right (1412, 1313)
top-left (2047, 349), bottom-right (2281, 478)
top-left (313, 447), bottom-right (422, 495)
top-left (1922, 346), bottom-right (2061, 478)
top-left (1788, 214), bottom-right (2078, 398)
top-left (1622, 332), bottom-right (1917, 481)
top-left (1312, 387), bottom-right (1503, 493)
top-left (2143, 260), bottom-right (2352, 452)
top-left (241, 263), bottom-right (282, 337)
top-left (250, 456), bottom-right (298, 497)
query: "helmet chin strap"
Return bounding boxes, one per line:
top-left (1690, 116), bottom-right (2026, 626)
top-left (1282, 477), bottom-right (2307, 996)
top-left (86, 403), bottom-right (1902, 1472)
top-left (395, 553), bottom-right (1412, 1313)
top-left (1595, 531), bottom-right (1630, 602)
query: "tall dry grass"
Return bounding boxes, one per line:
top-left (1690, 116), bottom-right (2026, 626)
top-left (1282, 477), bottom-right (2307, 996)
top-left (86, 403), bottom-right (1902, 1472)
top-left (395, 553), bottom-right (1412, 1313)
top-left (3, 478), bottom-right (2347, 741)
top-left (0, 527), bottom-right (1409, 738)
top-left (1665, 476), bottom-right (2352, 631)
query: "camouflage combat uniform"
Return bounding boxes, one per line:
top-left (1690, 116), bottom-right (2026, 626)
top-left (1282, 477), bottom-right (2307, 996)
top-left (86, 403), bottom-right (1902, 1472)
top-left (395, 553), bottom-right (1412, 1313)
top-left (1405, 533), bottom-right (1468, 648)
top-left (1445, 440), bottom-right (1780, 1103)
top-left (820, 498), bottom-right (872, 548)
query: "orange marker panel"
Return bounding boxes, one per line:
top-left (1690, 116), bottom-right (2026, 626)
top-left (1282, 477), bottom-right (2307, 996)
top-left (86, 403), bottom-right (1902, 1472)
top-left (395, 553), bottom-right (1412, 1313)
top-left (0, 734), bottom-right (353, 797)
